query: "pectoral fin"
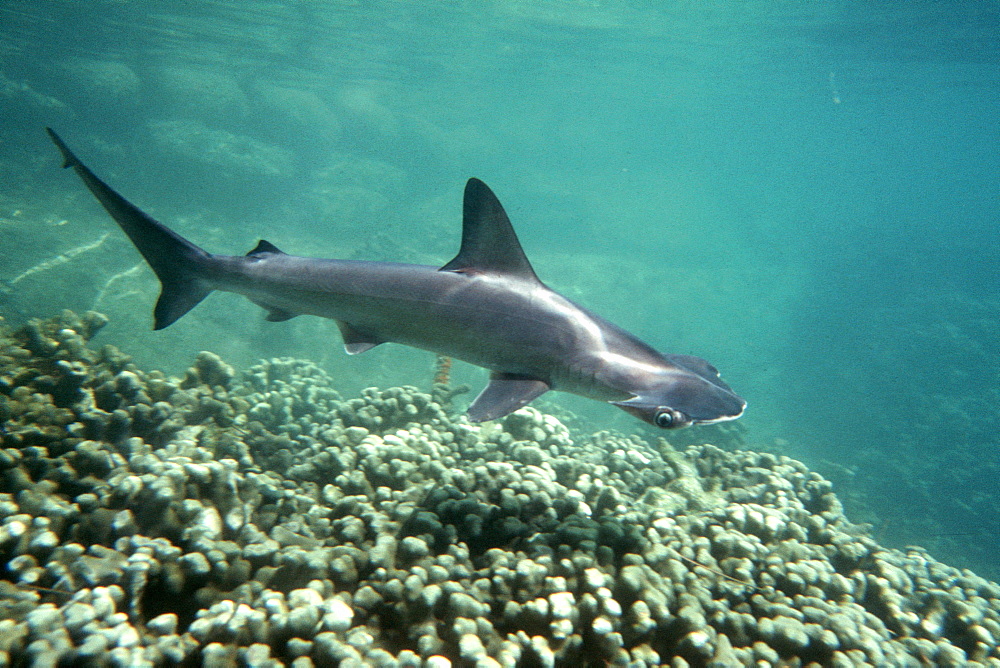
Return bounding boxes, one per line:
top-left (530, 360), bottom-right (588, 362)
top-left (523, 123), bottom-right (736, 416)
top-left (467, 373), bottom-right (550, 422)
top-left (337, 321), bottom-right (383, 354)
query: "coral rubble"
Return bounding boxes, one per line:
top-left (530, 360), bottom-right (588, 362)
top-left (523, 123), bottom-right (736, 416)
top-left (1, 311), bottom-right (999, 666)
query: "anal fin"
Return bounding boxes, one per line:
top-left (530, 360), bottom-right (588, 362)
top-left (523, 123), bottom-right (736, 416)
top-left (264, 307), bottom-right (296, 322)
top-left (249, 298), bottom-right (297, 322)
top-left (337, 321), bottom-right (383, 354)
top-left (467, 373), bottom-right (550, 422)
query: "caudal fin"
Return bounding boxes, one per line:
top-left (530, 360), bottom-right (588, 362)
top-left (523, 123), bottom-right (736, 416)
top-left (47, 128), bottom-right (213, 329)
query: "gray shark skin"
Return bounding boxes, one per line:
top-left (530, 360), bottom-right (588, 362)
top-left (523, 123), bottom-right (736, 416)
top-left (46, 128), bottom-right (745, 428)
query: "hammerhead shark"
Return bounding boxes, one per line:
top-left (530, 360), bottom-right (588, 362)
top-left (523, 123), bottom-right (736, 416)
top-left (47, 128), bottom-right (744, 428)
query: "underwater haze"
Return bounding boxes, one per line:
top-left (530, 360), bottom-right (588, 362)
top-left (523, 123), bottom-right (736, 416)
top-left (1, 0), bottom-right (999, 582)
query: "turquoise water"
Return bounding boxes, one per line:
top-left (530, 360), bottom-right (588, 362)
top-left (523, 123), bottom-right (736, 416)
top-left (1, 2), bottom-right (998, 577)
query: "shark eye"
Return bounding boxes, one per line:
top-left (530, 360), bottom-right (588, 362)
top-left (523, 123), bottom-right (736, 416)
top-left (654, 410), bottom-right (674, 428)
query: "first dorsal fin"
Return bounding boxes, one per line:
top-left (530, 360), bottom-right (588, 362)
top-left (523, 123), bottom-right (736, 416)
top-left (247, 239), bottom-right (285, 257)
top-left (440, 178), bottom-right (539, 281)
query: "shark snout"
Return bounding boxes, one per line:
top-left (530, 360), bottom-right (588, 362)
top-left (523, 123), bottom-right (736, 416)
top-left (612, 369), bottom-right (746, 429)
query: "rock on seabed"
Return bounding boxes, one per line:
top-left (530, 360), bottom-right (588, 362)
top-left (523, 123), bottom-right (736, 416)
top-left (1, 311), bottom-right (999, 667)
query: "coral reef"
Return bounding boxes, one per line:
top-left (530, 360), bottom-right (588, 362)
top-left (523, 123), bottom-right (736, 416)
top-left (0, 71), bottom-right (71, 121)
top-left (148, 119), bottom-right (294, 179)
top-left (58, 58), bottom-right (142, 115)
top-left (2, 311), bottom-right (999, 666)
top-left (802, 291), bottom-right (1000, 579)
top-left (251, 81), bottom-right (342, 145)
top-left (150, 65), bottom-right (250, 121)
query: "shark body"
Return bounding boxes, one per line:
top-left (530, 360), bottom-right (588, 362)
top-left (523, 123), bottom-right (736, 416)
top-left (47, 128), bottom-right (745, 428)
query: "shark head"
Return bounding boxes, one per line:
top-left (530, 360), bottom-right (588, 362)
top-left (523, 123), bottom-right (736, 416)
top-left (611, 353), bottom-right (746, 428)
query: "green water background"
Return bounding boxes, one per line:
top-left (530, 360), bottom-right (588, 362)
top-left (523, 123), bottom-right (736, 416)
top-left (1, 2), bottom-right (998, 578)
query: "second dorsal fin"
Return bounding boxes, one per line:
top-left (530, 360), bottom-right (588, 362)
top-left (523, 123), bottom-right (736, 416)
top-left (247, 239), bottom-right (285, 257)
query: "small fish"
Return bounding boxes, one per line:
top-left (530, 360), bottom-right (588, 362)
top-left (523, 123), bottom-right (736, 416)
top-left (47, 128), bottom-right (745, 428)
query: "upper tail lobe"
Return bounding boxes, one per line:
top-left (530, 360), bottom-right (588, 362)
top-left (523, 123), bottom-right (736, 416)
top-left (47, 128), bottom-right (214, 329)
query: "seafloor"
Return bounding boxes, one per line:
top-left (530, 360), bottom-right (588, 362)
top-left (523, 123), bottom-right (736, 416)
top-left (1, 311), bottom-right (998, 667)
